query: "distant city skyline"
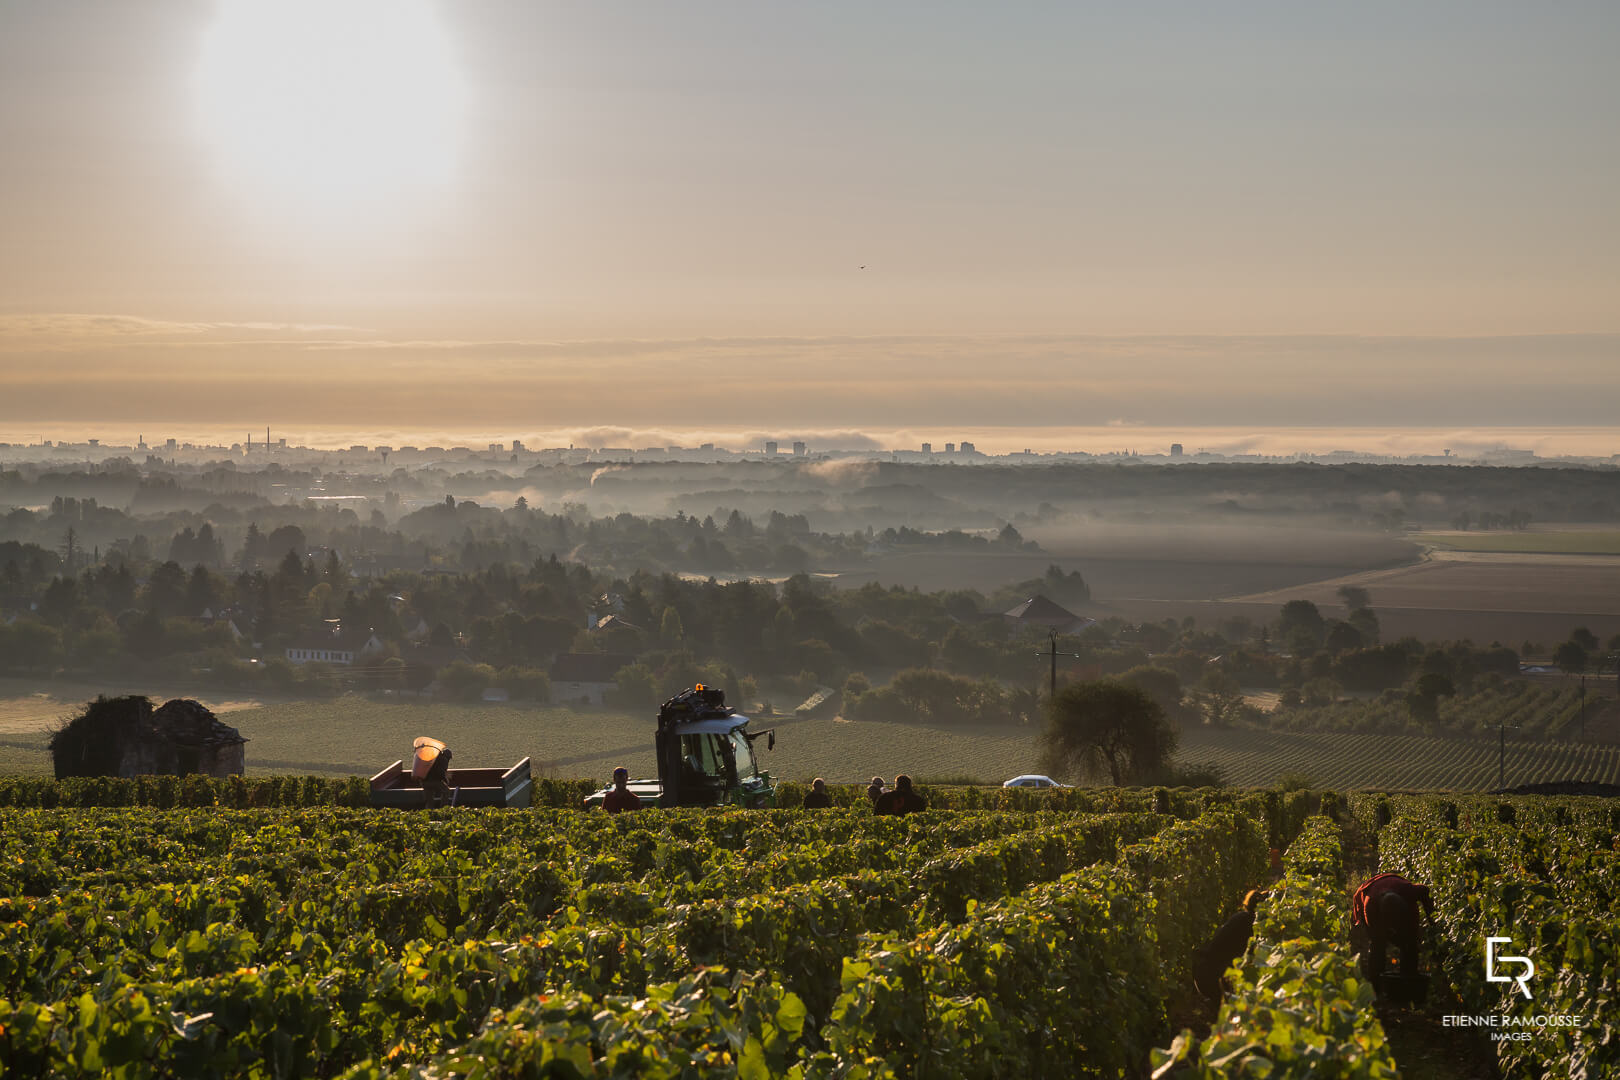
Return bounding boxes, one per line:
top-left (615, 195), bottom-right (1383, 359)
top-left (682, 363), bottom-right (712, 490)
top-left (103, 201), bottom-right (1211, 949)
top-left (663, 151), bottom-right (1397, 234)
top-left (4, 422), bottom-right (1616, 464)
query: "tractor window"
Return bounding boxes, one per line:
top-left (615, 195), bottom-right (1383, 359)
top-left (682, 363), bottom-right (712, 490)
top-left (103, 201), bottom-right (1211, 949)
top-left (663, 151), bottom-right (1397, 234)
top-left (680, 733), bottom-right (724, 780)
top-left (730, 730), bottom-right (757, 779)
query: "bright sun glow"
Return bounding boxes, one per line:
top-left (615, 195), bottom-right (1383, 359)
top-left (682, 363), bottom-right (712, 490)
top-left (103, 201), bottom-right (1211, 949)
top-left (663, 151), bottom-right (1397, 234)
top-left (195, 0), bottom-right (466, 212)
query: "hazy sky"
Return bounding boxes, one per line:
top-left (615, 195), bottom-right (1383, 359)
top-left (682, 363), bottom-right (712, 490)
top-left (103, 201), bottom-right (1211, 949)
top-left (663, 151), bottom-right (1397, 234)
top-left (2, 1), bottom-right (1617, 435)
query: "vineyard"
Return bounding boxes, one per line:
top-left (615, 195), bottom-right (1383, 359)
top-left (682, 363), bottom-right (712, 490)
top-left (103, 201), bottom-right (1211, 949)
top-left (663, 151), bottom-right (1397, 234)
top-left (0, 786), bottom-right (1306, 1078)
top-left (1177, 725), bottom-right (1620, 791)
top-left (1266, 681), bottom-right (1600, 740)
top-left (3, 783), bottom-right (1617, 1077)
top-left (1351, 791), bottom-right (1620, 1079)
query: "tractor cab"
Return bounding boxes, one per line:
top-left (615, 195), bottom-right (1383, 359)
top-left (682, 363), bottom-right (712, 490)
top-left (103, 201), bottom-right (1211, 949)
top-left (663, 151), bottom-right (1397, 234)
top-left (584, 685), bottom-right (777, 809)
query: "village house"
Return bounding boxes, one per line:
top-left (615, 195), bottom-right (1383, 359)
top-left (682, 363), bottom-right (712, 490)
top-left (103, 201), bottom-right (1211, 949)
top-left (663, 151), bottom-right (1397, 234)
top-left (550, 652), bottom-right (636, 706)
top-left (285, 622), bottom-right (386, 665)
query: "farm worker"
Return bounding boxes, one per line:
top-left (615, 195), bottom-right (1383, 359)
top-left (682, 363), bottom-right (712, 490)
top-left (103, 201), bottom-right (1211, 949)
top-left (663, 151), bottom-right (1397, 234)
top-left (600, 767), bottom-right (642, 813)
top-left (1351, 873), bottom-right (1434, 982)
top-left (420, 745), bottom-right (453, 807)
top-left (874, 774), bottom-right (927, 816)
top-left (1191, 889), bottom-right (1268, 999)
top-left (867, 776), bottom-right (886, 803)
top-left (802, 778), bottom-right (832, 809)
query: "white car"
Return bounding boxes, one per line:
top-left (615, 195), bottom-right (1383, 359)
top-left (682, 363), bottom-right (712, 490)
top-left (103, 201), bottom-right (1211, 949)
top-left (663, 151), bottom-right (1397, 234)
top-left (1002, 774), bottom-right (1070, 789)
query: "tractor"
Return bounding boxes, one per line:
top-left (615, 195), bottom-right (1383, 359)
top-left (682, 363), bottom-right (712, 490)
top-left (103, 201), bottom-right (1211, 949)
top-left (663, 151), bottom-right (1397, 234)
top-left (584, 684), bottom-right (777, 809)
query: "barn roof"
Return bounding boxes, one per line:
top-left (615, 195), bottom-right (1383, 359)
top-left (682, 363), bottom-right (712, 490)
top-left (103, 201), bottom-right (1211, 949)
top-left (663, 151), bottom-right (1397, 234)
top-left (1002, 594), bottom-right (1079, 624)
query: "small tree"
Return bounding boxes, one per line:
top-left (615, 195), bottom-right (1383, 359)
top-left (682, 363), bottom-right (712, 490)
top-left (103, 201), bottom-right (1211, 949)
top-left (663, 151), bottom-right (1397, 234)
top-left (1118, 665), bottom-right (1186, 723)
top-left (1198, 669), bottom-right (1245, 727)
top-left (1336, 585), bottom-right (1371, 612)
top-left (1278, 600), bottom-right (1325, 655)
top-left (1553, 641), bottom-right (1588, 674)
top-left (1347, 606), bottom-right (1380, 645)
top-left (1323, 620), bottom-right (1363, 654)
top-left (1405, 672), bottom-right (1456, 726)
top-left (1039, 679), bottom-right (1177, 786)
top-left (660, 606), bottom-right (685, 647)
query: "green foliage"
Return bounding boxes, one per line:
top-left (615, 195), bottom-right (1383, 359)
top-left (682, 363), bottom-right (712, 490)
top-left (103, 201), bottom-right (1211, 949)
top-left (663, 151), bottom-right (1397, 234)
top-left (845, 667), bottom-right (1013, 727)
top-left (1266, 677), bottom-right (1587, 738)
top-left (1370, 794), bottom-right (1620, 1078)
top-left (1153, 817), bottom-right (1400, 1079)
top-left (1041, 679), bottom-right (1178, 785)
top-left (0, 774), bottom-right (371, 809)
top-left (0, 796), bottom-right (1284, 1077)
top-left (1552, 639), bottom-right (1588, 673)
top-left (1278, 599), bottom-right (1326, 654)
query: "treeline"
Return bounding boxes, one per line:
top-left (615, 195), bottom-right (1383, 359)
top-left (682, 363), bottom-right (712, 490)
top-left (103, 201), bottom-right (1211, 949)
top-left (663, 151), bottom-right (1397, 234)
top-left (0, 487), bottom-right (1046, 594)
top-left (5, 505), bottom-right (1612, 746)
top-left (0, 532), bottom-right (1091, 701)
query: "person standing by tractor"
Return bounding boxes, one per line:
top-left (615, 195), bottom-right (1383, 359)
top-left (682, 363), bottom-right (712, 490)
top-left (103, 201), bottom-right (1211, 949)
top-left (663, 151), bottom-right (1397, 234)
top-left (867, 776), bottom-right (886, 803)
top-left (802, 777), bottom-right (832, 808)
top-left (596, 766), bottom-right (642, 813)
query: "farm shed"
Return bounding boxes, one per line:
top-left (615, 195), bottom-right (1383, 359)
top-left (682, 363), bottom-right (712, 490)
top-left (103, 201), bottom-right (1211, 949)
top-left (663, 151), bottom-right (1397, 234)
top-left (50, 695), bottom-right (247, 779)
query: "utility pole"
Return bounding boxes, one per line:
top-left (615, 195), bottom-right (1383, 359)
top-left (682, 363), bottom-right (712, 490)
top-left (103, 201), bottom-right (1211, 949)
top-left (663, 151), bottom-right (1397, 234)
top-left (1034, 630), bottom-right (1084, 699)
top-left (1049, 630), bottom-right (1057, 697)
top-left (1497, 720), bottom-right (1520, 790)
top-left (1579, 675), bottom-right (1587, 741)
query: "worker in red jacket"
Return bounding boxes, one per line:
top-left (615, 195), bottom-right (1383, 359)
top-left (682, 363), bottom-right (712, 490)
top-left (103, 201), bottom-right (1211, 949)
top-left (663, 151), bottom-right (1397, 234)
top-left (599, 766), bottom-right (643, 813)
top-left (874, 774), bottom-right (927, 816)
top-left (1351, 873), bottom-right (1433, 985)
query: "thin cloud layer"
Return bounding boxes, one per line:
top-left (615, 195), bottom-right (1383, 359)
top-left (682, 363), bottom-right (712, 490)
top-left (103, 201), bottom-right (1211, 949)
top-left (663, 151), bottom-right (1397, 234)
top-left (2, 319), bottom-right (1617, 436)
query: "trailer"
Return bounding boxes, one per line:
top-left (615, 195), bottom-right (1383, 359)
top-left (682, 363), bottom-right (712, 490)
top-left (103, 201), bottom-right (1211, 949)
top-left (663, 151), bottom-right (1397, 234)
top-left (368, 754), bottom-right (533, 808)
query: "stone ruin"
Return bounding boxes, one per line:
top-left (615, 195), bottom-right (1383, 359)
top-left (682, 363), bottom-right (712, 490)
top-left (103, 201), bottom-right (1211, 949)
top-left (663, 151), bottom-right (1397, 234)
top-left (49, 695), bottom-right (247, 779)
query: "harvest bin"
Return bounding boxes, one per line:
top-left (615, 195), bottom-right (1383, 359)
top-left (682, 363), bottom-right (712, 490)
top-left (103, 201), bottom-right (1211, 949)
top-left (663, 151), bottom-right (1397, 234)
top-left (368, 756), bottom-right (533, 808)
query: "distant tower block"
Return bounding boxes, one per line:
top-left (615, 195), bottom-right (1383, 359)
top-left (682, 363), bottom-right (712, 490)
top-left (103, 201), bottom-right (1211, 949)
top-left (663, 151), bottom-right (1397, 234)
top-left (765, 441), bottom-right (778, 455)
top-left (1171, 443), bottom-right (1184, 457)
top-left (960, 441), bottom-right (976, 453)
top-left (792, 441), bottom-right (806, 456)
top-left (945, 443), bottom-right (955, 454)
top-left (921, 442), bottom-right (932, 454)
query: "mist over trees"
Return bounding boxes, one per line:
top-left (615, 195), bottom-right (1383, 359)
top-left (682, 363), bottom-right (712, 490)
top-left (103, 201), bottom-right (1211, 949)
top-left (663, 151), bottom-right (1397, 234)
top-left (0, 454), bottom-right (1613, 739)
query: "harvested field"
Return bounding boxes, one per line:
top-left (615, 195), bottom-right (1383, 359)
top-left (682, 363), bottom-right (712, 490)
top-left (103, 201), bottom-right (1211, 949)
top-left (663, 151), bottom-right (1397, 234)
top-left (1162, 548), bottom-right (1620, 645)
top-left (835, 524), bottom-right (1418, 601)
top-left (1229, 549), bottom-right (1620, 615)
top-left (1417, 529), bottom-right (1620, 555)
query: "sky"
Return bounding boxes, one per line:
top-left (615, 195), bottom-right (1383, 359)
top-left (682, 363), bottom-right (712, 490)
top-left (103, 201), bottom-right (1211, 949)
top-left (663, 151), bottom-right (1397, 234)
top-left (1, 1), bottom-right (1617, 441)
